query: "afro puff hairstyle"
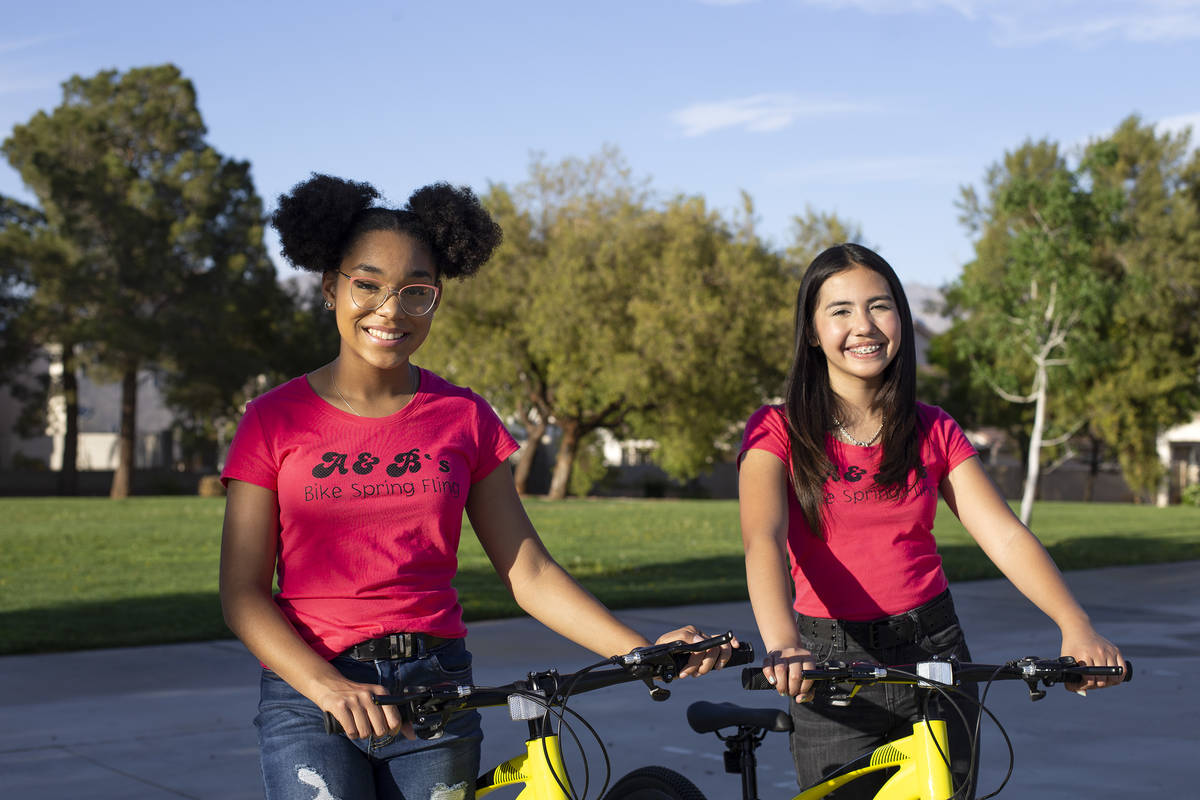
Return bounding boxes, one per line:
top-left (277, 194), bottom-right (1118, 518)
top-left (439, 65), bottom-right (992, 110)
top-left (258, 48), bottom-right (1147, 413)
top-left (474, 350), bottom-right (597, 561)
top-left (270, 173), bottom-right (502, 280)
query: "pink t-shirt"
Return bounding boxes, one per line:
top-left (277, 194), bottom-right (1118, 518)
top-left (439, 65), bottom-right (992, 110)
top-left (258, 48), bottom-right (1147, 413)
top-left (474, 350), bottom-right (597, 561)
top-left (738, 403), bottom-right (977, 621)
top-left (222, 369), bottom-right (518, 659)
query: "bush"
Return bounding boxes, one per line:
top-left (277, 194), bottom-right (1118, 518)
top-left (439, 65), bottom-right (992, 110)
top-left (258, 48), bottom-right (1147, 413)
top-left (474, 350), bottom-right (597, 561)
top-left (1182, 483), bottom-right (1200, 507)
top-left (197, 475), bottom-right (226, 497)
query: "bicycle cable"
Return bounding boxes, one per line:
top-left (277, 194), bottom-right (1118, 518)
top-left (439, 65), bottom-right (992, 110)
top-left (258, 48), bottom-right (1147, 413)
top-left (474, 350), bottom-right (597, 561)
top-left (882, 666), bottom-right (978, 800)
top-left (882, 663), bottom-right (1015, 800)
top-left (502, 683), bottom-right (598, 800)
top-left (972, 664), bottom-right (1017, 800)
top-left (546, 657), bottom-right (623, 800)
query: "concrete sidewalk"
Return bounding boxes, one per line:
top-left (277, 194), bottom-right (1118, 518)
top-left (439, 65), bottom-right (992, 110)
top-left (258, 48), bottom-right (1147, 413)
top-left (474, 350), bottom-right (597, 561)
top-left (1, 560), bottom-right (1196, 799)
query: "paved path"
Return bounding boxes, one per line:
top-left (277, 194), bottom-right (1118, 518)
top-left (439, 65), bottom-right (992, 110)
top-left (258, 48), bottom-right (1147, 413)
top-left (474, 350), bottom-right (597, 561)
top-left (1, 560), bottom-right (1196, 799)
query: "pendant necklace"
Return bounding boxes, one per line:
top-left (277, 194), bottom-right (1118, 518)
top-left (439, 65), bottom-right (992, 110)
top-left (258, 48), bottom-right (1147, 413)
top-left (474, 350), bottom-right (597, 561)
top-left (832, 416), bottom-right (884, 447)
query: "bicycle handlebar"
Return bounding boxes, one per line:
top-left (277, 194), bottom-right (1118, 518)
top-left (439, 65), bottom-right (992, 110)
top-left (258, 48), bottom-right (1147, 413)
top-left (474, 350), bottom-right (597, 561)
top-left (324, 632), bottom-right (753, 737)
top-left (741, 655), bottom-right (1132, 699)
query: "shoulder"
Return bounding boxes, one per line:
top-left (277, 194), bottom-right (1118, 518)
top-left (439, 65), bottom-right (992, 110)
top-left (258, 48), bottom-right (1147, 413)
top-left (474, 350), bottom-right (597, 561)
top-left (244, 375), bottom-right (313, 415)
top-left (418, 368), bottom-right (488, 407)
top-left (915, 401), bottom-right (959, 432)
top-left (745, 403), bottom-right (787, 432)
top-left (417, 368), bottom-right (507, 423)
top-left (914, 402), bottom-right (975, 461)
top-left (739, 404), bottom-right (790, 464)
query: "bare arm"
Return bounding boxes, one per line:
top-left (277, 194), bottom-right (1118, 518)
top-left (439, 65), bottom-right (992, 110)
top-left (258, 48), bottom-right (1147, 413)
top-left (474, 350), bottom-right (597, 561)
top-left (739, 449), bottom-right (814, 699)
top-left (941, 455), bottom-right (1124, 690)
top-left (465, 465), bottom-right (727, 676)
top-left (219, 480), bottom-right (405, 737)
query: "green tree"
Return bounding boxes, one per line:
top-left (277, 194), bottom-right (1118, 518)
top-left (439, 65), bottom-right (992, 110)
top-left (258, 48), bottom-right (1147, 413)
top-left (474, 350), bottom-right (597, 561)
top-left (3, 65), bottom-right (277, 496)
top-left (1080, 116), bottom-right (1200, 498)
top-left (785, 205), bottom-right (866, 275)
top-left (421, 149), bottom-right (791, 498)
top-left (948, 140), bottom-right (1120, 524)
top-left (0, 195), bottom-right (87, 491)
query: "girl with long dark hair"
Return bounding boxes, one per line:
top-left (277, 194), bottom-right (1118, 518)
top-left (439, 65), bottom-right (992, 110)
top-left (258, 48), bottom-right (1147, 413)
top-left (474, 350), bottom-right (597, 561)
top-left (739, 243), bottom-right (1124, 798)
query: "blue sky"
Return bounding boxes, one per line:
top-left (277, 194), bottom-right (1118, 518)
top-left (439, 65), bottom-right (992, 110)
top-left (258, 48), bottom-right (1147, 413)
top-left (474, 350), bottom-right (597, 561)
top-left (1, 0), bottom-right (1197, 288)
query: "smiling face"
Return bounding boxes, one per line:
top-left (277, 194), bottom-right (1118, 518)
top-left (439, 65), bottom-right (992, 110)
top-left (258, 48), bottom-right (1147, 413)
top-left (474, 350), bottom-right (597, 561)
top-left (810, 265), bottom-right (901, 394)
top-left (321, 229), bottom-right (440, 375)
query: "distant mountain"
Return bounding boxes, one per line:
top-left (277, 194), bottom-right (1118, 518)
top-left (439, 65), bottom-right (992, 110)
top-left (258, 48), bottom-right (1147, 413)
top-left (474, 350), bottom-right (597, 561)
top-left (904, 282), bottom-right (950, 334)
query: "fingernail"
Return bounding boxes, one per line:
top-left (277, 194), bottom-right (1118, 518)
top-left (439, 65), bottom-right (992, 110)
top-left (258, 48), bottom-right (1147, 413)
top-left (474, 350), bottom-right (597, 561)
top-left (1074, 688), bottom-right (1087, 697)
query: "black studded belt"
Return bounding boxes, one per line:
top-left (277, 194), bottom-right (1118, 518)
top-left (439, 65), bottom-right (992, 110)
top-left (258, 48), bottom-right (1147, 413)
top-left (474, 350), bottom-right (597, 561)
top-left (797, 589), bottom-right (959, 651)
top-left (343, 632), bottom-right (457, 661)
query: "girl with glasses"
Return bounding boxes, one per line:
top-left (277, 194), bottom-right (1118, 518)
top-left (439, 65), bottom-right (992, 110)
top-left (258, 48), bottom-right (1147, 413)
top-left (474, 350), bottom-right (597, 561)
top-left (738, 243), bottom-right (1125, 799)
top-left (219, 174), bottom-right (731, 800)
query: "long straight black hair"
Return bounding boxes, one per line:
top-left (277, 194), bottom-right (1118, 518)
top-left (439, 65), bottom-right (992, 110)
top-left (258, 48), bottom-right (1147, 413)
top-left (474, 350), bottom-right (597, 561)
top-left (783, 243), bottom-right (921, 537)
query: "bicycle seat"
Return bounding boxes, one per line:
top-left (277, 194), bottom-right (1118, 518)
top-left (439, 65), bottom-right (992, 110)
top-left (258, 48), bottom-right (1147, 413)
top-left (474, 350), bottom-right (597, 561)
top-left (686, 701), bottom-right (792, 734)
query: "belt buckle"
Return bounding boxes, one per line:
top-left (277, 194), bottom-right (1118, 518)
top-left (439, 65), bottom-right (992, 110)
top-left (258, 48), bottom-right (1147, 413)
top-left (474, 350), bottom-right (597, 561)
top-left (387, 633), bottom-right (413, 659)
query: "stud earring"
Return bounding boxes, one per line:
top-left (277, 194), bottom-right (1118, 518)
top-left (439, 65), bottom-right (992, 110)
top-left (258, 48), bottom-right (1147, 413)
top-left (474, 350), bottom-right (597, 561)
top-left (324, 300), bottom-right (334, 309)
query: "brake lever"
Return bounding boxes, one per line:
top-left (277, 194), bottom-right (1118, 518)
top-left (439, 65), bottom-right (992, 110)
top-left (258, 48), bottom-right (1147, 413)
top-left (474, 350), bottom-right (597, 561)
top-left (642, 675), bottom-right (671, 701)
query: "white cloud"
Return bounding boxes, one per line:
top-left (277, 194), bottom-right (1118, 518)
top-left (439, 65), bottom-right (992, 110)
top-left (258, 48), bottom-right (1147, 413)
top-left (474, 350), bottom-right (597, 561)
top-left (1157, 112), bottom-right (1200, 142)
top-left (802, 0), bottom-right (980, 15)
top-left (794, 0), bottom-right (1200, 45)
top-left (671, 94), bottom-right (876, 137)
top-left (0, 33), bottom-right (72, 55)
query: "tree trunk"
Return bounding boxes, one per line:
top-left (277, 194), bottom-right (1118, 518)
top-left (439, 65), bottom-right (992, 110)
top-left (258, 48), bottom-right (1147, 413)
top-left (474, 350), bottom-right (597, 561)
top-left (110, 365), bottom-right (138, 499)
top-left (57, 342), bottom-right (79, 496)
top-left (1019, 365), bottom-right (1047, 526)
top-left (513, 414), bottom-right (548, 496)
top-left (1084, 435), bottom-right (1102, 503)
top-left (547, 419), bottom-right (581, 501)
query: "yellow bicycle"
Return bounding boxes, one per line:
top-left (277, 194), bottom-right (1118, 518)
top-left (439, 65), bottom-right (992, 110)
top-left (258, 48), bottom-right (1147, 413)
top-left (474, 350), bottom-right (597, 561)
top-left (323, 632), bottom-right (752, 800)
top-left (654, 655), bottom-right (1131, 800)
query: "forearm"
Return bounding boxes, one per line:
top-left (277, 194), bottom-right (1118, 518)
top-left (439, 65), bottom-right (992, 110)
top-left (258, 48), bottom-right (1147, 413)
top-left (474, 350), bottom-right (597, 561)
top-left (975, 525), bottom-right (1092, 633)
top-left (945, 459), bottom-right (1093, 635)
top-left (744, 538), bottom-right (801, 651)
top-left (508, 553), bottom-right (651, 657)
top-left (221, 586), bottom-right (346, 701)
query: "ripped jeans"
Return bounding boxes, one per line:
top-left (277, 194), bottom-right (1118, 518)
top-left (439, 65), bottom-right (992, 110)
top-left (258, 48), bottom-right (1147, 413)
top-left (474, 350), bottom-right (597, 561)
top-left (256, 639), bottom-right (482, 800)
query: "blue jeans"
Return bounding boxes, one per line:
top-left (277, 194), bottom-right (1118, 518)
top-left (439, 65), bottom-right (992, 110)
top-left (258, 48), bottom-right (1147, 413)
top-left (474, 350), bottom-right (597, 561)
top-left (256, 639), bottom-right (483, 800)
top-left (789, 594), bottom-right (979, 800)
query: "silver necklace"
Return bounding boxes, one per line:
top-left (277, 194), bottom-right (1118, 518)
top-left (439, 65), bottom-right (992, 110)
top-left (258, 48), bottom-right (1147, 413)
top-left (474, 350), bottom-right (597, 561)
top-left (332, 382), bottom-right (361, 416)
top-left (833, 416), bottom-right (884, 447)
top-left (330, 365), bottom-right (417, 417)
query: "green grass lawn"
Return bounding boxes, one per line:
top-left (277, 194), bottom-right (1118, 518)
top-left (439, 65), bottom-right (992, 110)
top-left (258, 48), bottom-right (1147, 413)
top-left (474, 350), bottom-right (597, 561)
top-left (2, 496), bottom-right (1198, 655)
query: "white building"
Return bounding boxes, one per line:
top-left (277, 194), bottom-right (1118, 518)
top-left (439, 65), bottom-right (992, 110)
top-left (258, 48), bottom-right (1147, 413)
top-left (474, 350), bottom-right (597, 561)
top-left (1, 346), bottom-right (176, 472)
top-left (1159, 415), bottom-right (1200, 506)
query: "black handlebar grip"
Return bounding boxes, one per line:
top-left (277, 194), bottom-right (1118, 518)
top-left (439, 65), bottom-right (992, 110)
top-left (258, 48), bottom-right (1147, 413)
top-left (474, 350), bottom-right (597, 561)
top-left (741, 666), bottom-right (775, 691)
top-left (323, 711), bottom-right (344, 735)
top-left (1063, 660), bottom-right (1134, 685)
top-left (726, 641), bottom-right (756, 668)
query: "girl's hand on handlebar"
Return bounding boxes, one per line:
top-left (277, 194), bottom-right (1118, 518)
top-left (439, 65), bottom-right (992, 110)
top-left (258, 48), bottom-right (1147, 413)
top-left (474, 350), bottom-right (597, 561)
top-left (762, 647), bottom-right (817, 701)
top-left (1060, 627), bottom-right (1126, 693)
top-left (655, 626), bottom-right (736, 677)
top-left (313, 676), bottom-right (413, 740)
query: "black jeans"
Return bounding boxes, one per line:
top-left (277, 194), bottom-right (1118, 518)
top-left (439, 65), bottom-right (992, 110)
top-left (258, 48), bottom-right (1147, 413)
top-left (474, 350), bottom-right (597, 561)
top-left (789, 592), bottom-right (979, 800)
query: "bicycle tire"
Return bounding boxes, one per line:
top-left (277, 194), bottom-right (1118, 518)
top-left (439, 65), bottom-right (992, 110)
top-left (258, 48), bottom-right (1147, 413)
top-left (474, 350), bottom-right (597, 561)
top-left (603, 766), bottom-right (708, 800)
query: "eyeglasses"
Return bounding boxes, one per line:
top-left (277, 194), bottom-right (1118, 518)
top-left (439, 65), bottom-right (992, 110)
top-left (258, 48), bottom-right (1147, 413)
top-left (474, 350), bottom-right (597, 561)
top-left (337, 271), bottom-right (440, 316)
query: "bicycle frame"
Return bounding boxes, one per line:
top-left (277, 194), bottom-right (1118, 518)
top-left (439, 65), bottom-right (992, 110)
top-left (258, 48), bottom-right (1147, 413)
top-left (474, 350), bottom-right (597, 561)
top-left (711, 656), bottom-right (1130, 800)
top-left (792, 718), bottom-right (953, 800)
top-left (323, 632), bottom-right (753, 800)
top-left (476, 731), bottom-right (574, 800)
